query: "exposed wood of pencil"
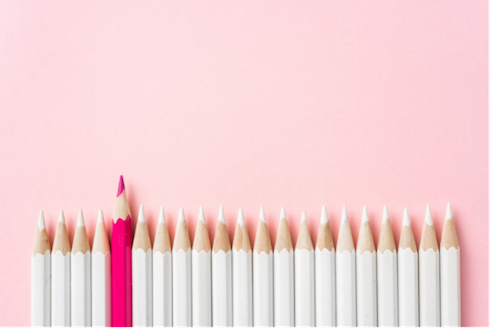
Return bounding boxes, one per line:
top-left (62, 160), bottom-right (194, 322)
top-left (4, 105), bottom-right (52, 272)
top-left (399, 226), bottom-right (417, 252)
top-left (316, 221), bottom-right (334, 251)
top-left (133, 221), bottom-right (151, 252)
top-left (254, 220), bottom-right (272, 254)
top-left (93, 216), bottom-right (110, 254)
top-left (53, 220), bottom-right (70, 255)
top-left (113, 189), bottom-right (131, 223)
top-left (296, 217), bottom-right (313, 251)
top-left (232, 217), bottom-right (251, 253)
top-left (357, 221), bottom-right (375, 254)
top-left (194, 219), bottom-right (211, 252)
top-left (378, 219), bottom-right (396, 253)
top-left (174, 219), bottom-right (191, 252)
top-left (154, 222), bottom-right (171, 254)
top-left (275, 217), bottom-right (292, 252)
top-left (214, 221), bottom-right (231, 253)
top-left (72, 226), bottom-right (90, 254)
top-left (33, 214), bottom-right (50, 256)
top-left (441, 218), bottom-right (459, 250)
top-left (337, 220), bottom-right (355, 253)
top-left (420, 223), bottom-right (438, 252)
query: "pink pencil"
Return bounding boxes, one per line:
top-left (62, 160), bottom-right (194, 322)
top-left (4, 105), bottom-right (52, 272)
top-left (112, 176), bottom-right (132, 326)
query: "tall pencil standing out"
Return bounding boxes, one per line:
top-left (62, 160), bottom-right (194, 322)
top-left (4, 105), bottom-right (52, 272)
top-left (356, 207), bottom-right (377, 327)
top-left (398, 209), bottom-right (418, 327)
top-left (92, 210), bottom-right (112, 327)
top-left (112, 176), bottom-right (132, 327)
top-left (192, 207), bottom-right (211, 327)
top-left (419, 205), bottom-right (440, 326)
top-left (132, 205), bottom-right (153, 326)
top-left (274, 208), bottom-right (294, 327)
top-left (377, 206), bottom-right (398, 326)
top-left (173, 208), bottom-right (192, 327)
top-left (232, 209), bottom-right (253, 327)
top-left (254, 207), bottom-right (274, 327)
top-left (71, 209), bottom-right (91, 327)
top-left (440, 203), bottom-right (461, 327)
top-left (336, 206), bottom-right (356, 327)
top-left (52, 210), bottom-right (71, 327)
top-left (153, 207), bottom-right (172, 327)
top-left (212, 205), bottom-right (233, 327)
top-left (32, 211), bottom-right (51, 327)
top-left (295, 212), bottom-right (315, 327)
top-left (315, 206), bottom-right (336, 327)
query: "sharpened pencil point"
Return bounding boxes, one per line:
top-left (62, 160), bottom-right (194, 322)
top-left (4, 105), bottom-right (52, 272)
top-left (361, 206), bottom-right (369, 222)
top-left (218, 205), bottom-right (226, 223)
top-left (237, 209), bottom-right (245, 226)
top-left (425, 205), bottom-right (433, 226)
top-left (259, 206), bottom-right (266, 223)
top-left (280, 207), bottom-right (287, 221)
top-left (445, 203), bottom-right (453, 221)
top-left (320, 206), bottom-right (328, 225)
top-left (77, 209), bottom-right (85, 227)
top-left (198, 206), bottom-right (206, 224)
top-left (97, 210), bottom-right (104, 224)
top-left (38, 210), bottom-right (46, 231)
top-left (138, 204), bottom-right (145, 223)
top-left (158, 207), bottom-right (166, 224)
top-left (382, 205), bottom-right (389, 222)
top-left (117, 175), bottom-right (125, 197)
top-left (301, 211), bottom-right (307, 222)
top-left (178, 208), bottom-right (185, 222)
top-left (58, 209), bottom-right (65, 224)
top-left (402, 209), bottom-right (411, 226)
top-left (341, 206), bottom-right (348, 224)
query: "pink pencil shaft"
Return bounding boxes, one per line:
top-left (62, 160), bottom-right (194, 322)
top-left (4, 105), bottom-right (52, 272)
top-left (112, 217), bottom-right (132, 327)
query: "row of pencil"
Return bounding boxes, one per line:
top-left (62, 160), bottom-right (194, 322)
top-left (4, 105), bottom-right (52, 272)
top-left (32, 176), bottom-right (460, 327)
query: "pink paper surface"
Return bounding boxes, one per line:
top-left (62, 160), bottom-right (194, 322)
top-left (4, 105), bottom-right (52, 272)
top-left (0, 1), bottom-right (487, 326)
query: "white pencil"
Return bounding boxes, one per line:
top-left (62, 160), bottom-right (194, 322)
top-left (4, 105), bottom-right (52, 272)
top-left (295, 211), bottom-right (315, 327)
top-left (153, 207), bottom-right (172, 327)
top-left (232, 209), bottom-right (253, 327)
top-left (71, 209), bottom-right (91, 327)
top-left (52, 210), bottom-right (71, 327)
top-left (173, 208), bottom-right (192, 327)
top-left (440, 203), bottom-right (460, 327)
top-left (377, 206), bottom-right (398, 327)
top-left (213, 205), bottom-right (233, 327)
top-left (356, 206), bottom-right (377, 327)
top-left (274, 208), bottom-right (294, 327)
top-left (92, 210), bottom-right (112, 327)
top-left (253, 206), bottom-right (274, 327)
top-left (398, 209), bottom-right (418, 327)
top-left (419, 205), bottom-right (440, 327)
top-left (132, 205), bottom-right (153, 327)
top-left (31, 210), bottom-right (51, 327)
top-left (336, 206), bottom-right (356, 327)
top-left (315, 206), bottom-right (336, 327)
top-left (192, 207), bottom-right (211, 327)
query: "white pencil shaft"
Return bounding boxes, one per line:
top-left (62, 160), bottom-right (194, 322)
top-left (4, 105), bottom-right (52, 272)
top-left (253, 251), bottom-right (274, 327)
top-left (378, 251), bottom-right (398, 326)
top-left (71, 252), bottom-right (91, 327)
top-left (398, 249), bottom-right (418, 327)
top-left (213, 251), bottom-right (233, 327)
top-left (173, 250), bottom-right (192, 327)
top-left (192, 250), bottom-right (211, 327)
top-left (357, 251), bottom-right (377, 327)
top-left (315, 249), bottom-right (335, 327)
top-left (419, 250), bottom-right (441, 327)
top-left (92, 252), bottom-right (112, 327)
top-left (52, 252), bottom-right (71, 327)
top-left (133, 249), bottom-right (153, 326)
top-left (336, 251), bottom-right (356, 327)
top-left (295, 249), bottom-right (315, 327)
top-left (232, 250), bottom-right (253, 327)
top-left (153, 252), bottom-right (172, 327)
top-left (31, 252), bottom-right (51, 327)
top-left (441, 248), bottom-right (461, 327)
top-left (274, 250), bottom-right (294, 326)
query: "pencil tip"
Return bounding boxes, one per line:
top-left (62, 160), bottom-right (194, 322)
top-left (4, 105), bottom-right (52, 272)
top-left (402, 209), bottom-right (411, 226)
top-left (158, 207), bottom-right (166, 224)
top-left (237, 209), bottom-right (245, 226)
top-left (425, 204), bottom-right (433, 226)
top-left (178, 208), bottom-right (185, 222)
top-left (259, 206), bottom-right (266, 223)
top-left (320, 206), bottom-right (328, 225)
top-left (361, 206), bottom-right (369, 222)
top-left (445, 202), bottom-right (453, 221)
top-left (341, 206), bottom-right (348, 224)
top-left (280, 207), bottom-right (287, 221)
top-left (301, 211), bottom-right (307, 222)
top-left (218, 205), bottom-right (225, 224)
top-left (38, 210), bottom-right (46, 231)
top-left (138, 204), bottom-right (145, 223)
top-left (382, 205), bottom-right (389, 222)
top-left (77, 209), bottom-right (85, 227)
top-left (117, 175), bottom-right (125, 197)
top-left (198, 206), bottom-right (206, 224)
top-left (58, 209), bottom-right (65, 224)
top-left (97, 209), bottom-right (104, 224)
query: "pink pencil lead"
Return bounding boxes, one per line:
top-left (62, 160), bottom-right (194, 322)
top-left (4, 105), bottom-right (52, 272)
top-left (117, 175), bottom-right (125, 197)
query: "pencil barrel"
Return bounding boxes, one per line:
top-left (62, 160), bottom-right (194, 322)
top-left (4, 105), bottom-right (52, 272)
top-left (441, 248), bottom-right (461, 327)
top-left (52, 251), bottom-right (71, 327)
top-left (92, 252), bottom-right (112, 327)
top-left (71, 251), bottom-right (91, 327)
top-left (377, 250), bottom-right (398, 326)
top-left (192, 250), bottom-right (211, 326)
top-left (336, 250), bottom-right (356, 327)
top-left (419, 249), bottom-right (441, 327)
top-left (398, 249), bottom-right (418, 327)
top-left (232, 249), bottom-right (253, 327)
top-left (253, 251), bottom-right (274, 327)
top-left (356, 251), bottom-right (377, 327)
top-left (31, 252), bottom-right (51, 327)
top-left (173, 249), bottom-right (192, 327)
top-left (315, 248), bottom-right (335, 327)
top-left (274, 250), bottom-right (294, 326)
top-left (132, 249), bottom-right (153, 326)
top-left (295, 249), bottom-right (315, 327)
top-left (153, 251), bottom-right (172, 327)
top-left (212, 250), bottom-right (233, 327)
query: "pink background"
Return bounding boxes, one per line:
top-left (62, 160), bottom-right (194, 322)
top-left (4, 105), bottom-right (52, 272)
top-left (0, 1), bottom-right (488, 326)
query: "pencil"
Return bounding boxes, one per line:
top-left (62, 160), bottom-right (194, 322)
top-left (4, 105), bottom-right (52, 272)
top-left (356, 206), bottom-right (377, 327)
top-left (212, 205), bottom-right (233, 327)
top-left (295, 211), bottom-right (315, 327)
top-left (253, 206), bottom-right (274, 327)
top-left (336, 206), bottom-right (356, 327)
top-left (31, 210), bottom-right (51, 327)
top-left (398, 209), bottom-right (418, 327)
top-left (92, 210), bottom-right (112, 327)
top-left (419, 205), bottom-right (440, 326)
top-left (377, 206), bottom-right (398, 326)
top-left (232, 209), bottom-right (253, 327)
top-left (153, 207), bottom-right (172, 327)
top-left (173, 208), bottom-right (192, 327)
top-left (274, 208), bottom-right (294, 327)
top-left (71, 209), bottom-right (91, 327)
top-left (192, 207), bottom-right (212, 327)
top-left (440, 203), bottom-right (461, 327)
top-left (52, 210), bottom-right (71, 327)
top-left (315, 206), bottom-right (336, 327)
top-left (132, 205), bottom-right (153, 326)
top-left (112, 176), bottom-right (132, 327)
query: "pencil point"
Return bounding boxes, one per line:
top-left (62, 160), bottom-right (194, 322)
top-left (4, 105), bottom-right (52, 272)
top-left (97, 209), bottom-right (104, 224)
top-left (320, 206), bottom-right (328, 225)
top-left (445, 203), bottom-right (453, 221)
top-left (361, 206), bottom-right (369, 222)
top-left (301, 211), bottom-right (307, 222)
top-left (425, 204), bottom-right (433, 226)
top-left (38, 210), bottom-right (46, 231)
top-left (218, 205), bottom-right (226, 224)
top-left (117, 175), bottom-right (125, 197)
top-left (77, 209), bottom-right (85, 227)
top-left (237, 209), bottom-right (245, 226)
top-left (341, 206), bottom-right (348, 224)
top-left (280, 207), bottom-right (287, 221)
top-left (259, 206), bottom-right (266, 223)
top-left (198, 206), bottom-right (206, 224)
top-left (158, 207), bottom-right (166, 224)
top-left (382, 205), bottom-right (389, 222)
top-left (178, 208), bottom-right (186, 222)
top-left (402, 209), bottom-right (411, 226)
top-left (138, 204), bottom-right (145, 223)
top-left (58, 209), bottom-right (65, 224)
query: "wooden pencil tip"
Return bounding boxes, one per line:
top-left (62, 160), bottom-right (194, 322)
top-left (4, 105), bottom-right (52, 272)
top-left (402, 209), bottom-right (411, 226)
top-left (425, 204), bottom-right (433, 226)
top-left (259, 206), bottom-right (266, 223)
top-left (77, 209), bottom-right (85, 227)
top-left (218, 205), bottom-right (226, 224)
top-left (445, 202), bottom-right (453, 221)
top-left (158, 207), bottom-right (166, 224)
top-left (38, 210), bottom-right (46, 231)
top-left (320, 206), bottom-right (328, 225)
top-left (361, 206), bottom-right (369, 223)
top-left (58, 209), bottom-right (65, 224)
top-left (138, 204), bottom-right (146, 222)
top-left (117, 175), bottom-right (125, 197)
top-left (382, 205), bottom-right (389, 222)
